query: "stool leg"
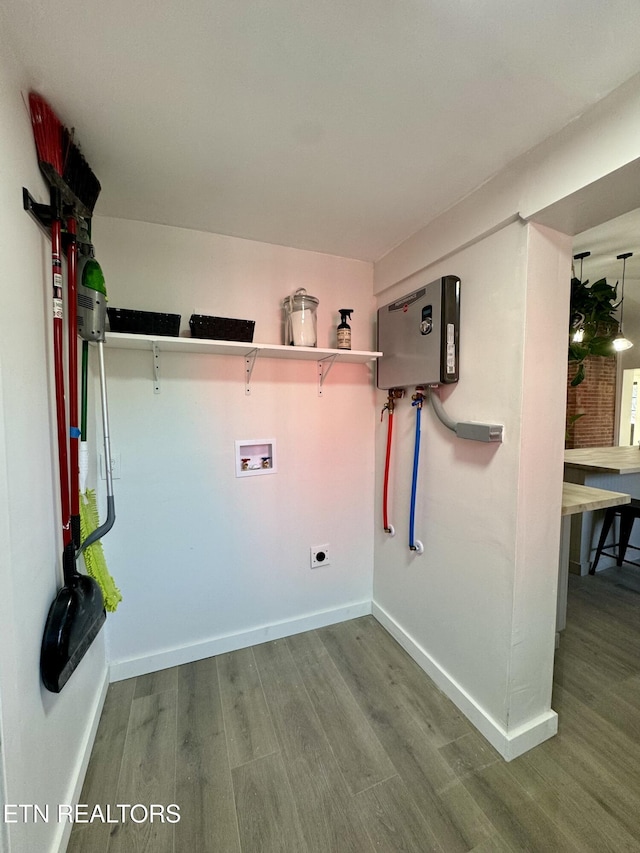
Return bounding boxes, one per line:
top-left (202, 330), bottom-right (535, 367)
top-left (618, 511), bottom-right (636, 567)
top-left (590, 507), bottom-right (617, 575)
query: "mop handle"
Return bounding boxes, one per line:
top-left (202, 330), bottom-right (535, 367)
top-left (79, 340), bottom-right (115, 551)
top-left (79, 341), bottom-right (89, 496)
top-left (67, 217), bottom-right (80, 547)
top-left (80, 341), bottom-right (89, 440)
top-left (98, 341), bottom-right (114, 499)
top-left (50, 195), bottom-right (71, 546)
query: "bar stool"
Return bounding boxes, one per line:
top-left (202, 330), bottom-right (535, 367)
top-left (590, 498), bottom-right (640, 574)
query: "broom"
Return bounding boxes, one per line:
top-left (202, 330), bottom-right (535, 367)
top-left (28, 92), bottom-right (64, 176)
top-left (28, 93), bottom-right (72, 556)
top-left (29, 93), bottom-right (104, 552)
top-left (28, 92), bottom-right (101, 217)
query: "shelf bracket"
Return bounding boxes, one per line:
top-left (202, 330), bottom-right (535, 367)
top-left (152, 343), bottom-right (161, 394)
top-left (245, 348), bottom-right (258, 395)
top-left (318, 354), bottom-right (338, 397)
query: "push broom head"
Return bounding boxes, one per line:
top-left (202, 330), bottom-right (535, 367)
top-left (62, 126), bottom-right (102, 214)
top-left (28, 91), bottom-right (101, 216)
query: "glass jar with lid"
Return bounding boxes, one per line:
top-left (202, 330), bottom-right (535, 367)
top-left (283, 288), bottom-right (319, 347)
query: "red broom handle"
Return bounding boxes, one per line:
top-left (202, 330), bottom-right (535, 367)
top-left (67, 217), bottom-right (80, 533)
top-left (383, 409), bottom-right (393, 531)
top-left (51, 216), bottom-right (71, 546)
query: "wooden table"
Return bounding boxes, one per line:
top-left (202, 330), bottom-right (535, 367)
top-left (561, 482), bottom-right (631, 516)
top-left (557, 482), bottom-right (630, 638)
top-left (564, 447), bottom-right (640, 575)
top-left (564, 446), bottom-right (640, 475)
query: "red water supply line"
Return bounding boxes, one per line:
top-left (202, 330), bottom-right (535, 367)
top-left (381, 389), bottom-right (403, 536)
top-left (383, 406), bottom-right (394, 532)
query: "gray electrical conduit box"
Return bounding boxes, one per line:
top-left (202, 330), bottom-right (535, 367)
top-left (453, 420), bottom-right (504, 443)
top-left (427, 386), bottom-right (504, 443)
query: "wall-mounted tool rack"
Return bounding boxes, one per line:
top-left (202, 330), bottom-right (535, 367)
top-left (23, 187), bottom-right (92, 244)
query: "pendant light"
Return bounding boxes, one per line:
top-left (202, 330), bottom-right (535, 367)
top-left (571, 251), bottom-right (590, 343)
top-left (613, 252), bottom-right (633, 352)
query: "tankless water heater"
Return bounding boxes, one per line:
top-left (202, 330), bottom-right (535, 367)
top-left (377, 275), bottom-right (460, 390)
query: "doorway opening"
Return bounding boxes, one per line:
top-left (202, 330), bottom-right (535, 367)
top-left (619, 369), bottom-right (639, 446)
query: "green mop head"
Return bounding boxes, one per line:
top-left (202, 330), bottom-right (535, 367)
top-left (79, 490), bottom-right (122, 612)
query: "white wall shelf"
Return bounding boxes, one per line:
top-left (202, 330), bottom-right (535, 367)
top-left (105, 332), bottom-right (382, 395)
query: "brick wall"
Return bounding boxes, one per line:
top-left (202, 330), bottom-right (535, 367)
top-left (566, 356), bottom-right (617, 448)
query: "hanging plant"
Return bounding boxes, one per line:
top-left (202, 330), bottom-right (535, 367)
top-left (568, 276), bottom-right (619, 386)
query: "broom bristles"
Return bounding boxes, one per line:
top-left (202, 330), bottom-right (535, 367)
top-left (28, 91), bottom-right (101, 213)
top-left (62, 127), bottom-right (102, 213)
top-left (28, 92), bottom-right (63, 175)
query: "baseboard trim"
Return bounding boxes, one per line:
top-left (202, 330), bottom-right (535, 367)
top-left (108, 598), bottom-right (557, 760)
top-left (372, 600), bottom-right (557, 761)
top-left (109, 600), bottom-right (372, 682)
top-left (54, 667), bottom-right (109, 853)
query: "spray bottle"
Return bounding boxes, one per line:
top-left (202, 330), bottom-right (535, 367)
top-left (337, 309), bottom-right (353, 350)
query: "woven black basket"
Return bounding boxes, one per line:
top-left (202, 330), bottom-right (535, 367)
top-left (107, 308), bottom-right (181, 337)
top-left (189, 314), bottom-right (255, 343)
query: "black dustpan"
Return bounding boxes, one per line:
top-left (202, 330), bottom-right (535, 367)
top-left (41, 543), bottom-right (106, 693)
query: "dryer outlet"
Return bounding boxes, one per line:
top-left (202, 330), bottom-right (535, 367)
top-left (310, 545), bottom-right (330, 569)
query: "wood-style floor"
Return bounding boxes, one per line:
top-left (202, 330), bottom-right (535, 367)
top-left (68, 568), bottom-right (640, 852)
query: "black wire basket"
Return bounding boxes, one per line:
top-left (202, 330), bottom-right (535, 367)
top-left (189, 314), bottom-right (255, 343)
top-left (107, 308), bottom-right (181, 336)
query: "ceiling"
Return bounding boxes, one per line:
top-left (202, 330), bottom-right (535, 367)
top-left (574, 208), bottom-right (640, 284)
top-left (4, 0), bottom-right (640, 262)
top-left (574, 209), bottom-right (640, 335)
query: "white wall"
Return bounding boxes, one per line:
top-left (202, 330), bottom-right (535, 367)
top-left (373, 77), bottom-right (640, 758)
top-left (512, 223), bottom-right (573, 725)
top-left (373, 221), bottom-right (570, 757)
top-left (0, 27), bottom-right (108, 853)
top-left (91, 217), bottom-right (376, 677)
top-left (374, 223), bottom-right (527, 712)
top-left (375, 72), bottom-right (640, 295)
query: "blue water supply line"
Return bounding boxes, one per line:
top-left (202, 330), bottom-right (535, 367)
top-left (409, 387), bottom-right (425, 554)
